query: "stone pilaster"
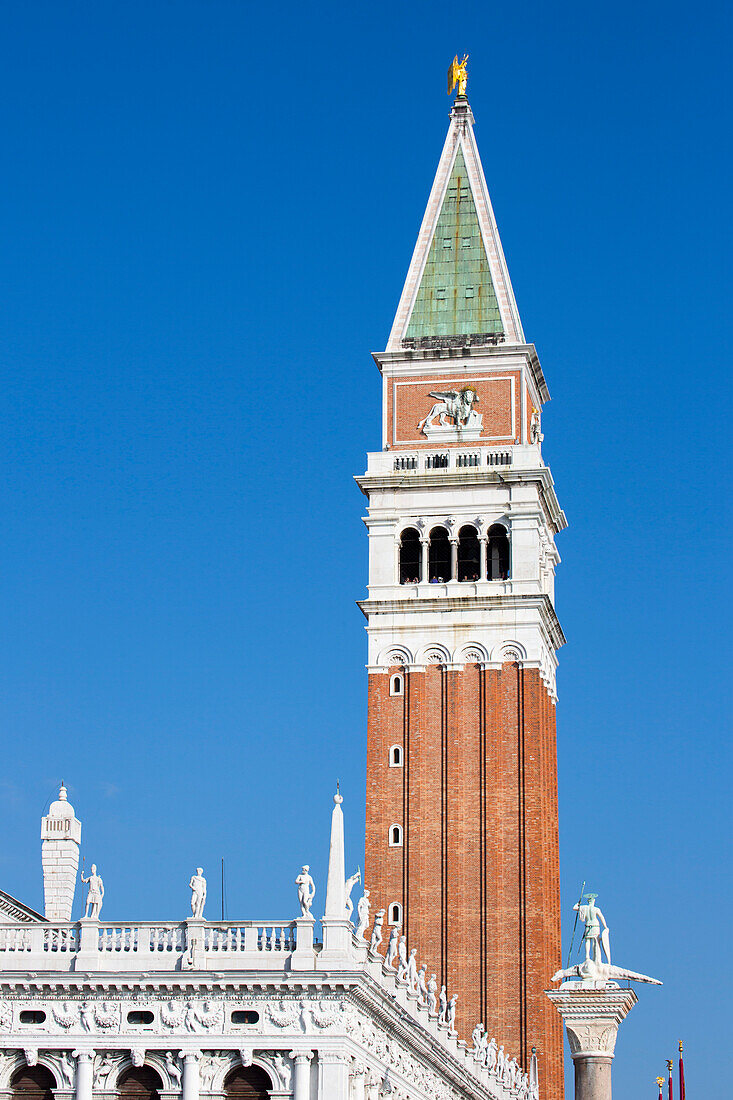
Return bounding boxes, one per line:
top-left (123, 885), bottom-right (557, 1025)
top-left (547, 986), bottom-right (637, 1100)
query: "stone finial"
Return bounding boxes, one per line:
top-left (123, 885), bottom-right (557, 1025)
top-left (41, 782), bottom-right (82, 921)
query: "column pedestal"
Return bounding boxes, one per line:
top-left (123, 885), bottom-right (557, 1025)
top-left (547, 986), bottom-right (637, 1100)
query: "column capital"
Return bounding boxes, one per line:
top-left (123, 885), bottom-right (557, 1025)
top-left (71, 1053), bottom-right (93, 1063)
top-left (182, 1053), bottom-right (201, 1064)
top-left (547, 986), bottom-right (637, 1059)
top-left (288, 1050), bottom-right (313, 1064)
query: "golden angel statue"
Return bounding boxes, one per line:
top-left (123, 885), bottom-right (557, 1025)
top-left (448, 54), bottom-right (469, 97)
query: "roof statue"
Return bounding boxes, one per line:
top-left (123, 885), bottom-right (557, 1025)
top-left (551, 890), bottom-right (662, 988)
top-left (448, 54), bottom-right (469, 97)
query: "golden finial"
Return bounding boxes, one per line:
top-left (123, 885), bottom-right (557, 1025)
top-left (666, 1060), bottom-right (674, 1072)
top-left (447, 55), bottom-right (469, 97)
top-left (656, 1079), bottom-right (665, 1089)
top-left (678, 1040), bottom-right (683, 1053)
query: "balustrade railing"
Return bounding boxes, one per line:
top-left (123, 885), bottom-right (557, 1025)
top-left (0, 919), bottom-right (298, 968)
top-left (390, 448), bottom-right (513, 473)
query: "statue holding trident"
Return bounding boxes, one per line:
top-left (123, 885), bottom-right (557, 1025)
top-left (574, 892), bottom-right (611, 966)
top-left (448, 55), bottom-right (469, 97)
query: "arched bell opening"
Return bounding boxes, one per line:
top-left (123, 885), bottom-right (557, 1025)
top-left (457, 524), bottom-right (480, 581)
top-left (487, 523), bottom-right (510, 580)
top-left (399, 526), bottom-right (422, 584)
top-left (223, 1065), bottom-right (273, 1100)
top-left (428, 526), bottom-right (450, 582)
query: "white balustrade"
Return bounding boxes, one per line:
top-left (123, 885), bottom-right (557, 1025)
top-left (0, 919), bottom-right (299, 971)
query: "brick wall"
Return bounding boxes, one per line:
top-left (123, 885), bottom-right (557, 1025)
top-left (365, 661), bottom-right (563, 1100)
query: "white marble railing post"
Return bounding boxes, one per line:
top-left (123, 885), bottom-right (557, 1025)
top-left (182, 1054), bottom-right (200, 1100)
top-left (290, 1051), bottom-right (312, 1100)
top-left (449, 537), bottom-right (458, 580)
top-left (317, 1052), bottom-right (348, 1099)
top-left (73, 1052), bottom-right (93, 1100)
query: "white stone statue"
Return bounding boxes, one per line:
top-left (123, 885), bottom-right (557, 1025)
top-left (405, 948), bottom-right (418, 991)
top-left (355, 888), bottom-right (370, 939)
top-left (188, 868), bottom-right (207, 919)
top-left (344, 868), bottom-right (361, 918)
top-left (57, 1054), bottom-right (74, 1087)
top-left (438, 985), bottom-right (447, 1023)
top-left (369, 908), bottom-right (385, 954)
top-left (418, 388), bottom-right (482, 434)
top-left (427, 974), bottom-right (438, 1014)
top-left (80, 864), bottom-right (104, 919)
top-left (530, 406), bottom-right (544, 443)
top-left (496, 1045), bottom-right (505, 1078)
top-left (397, 936), bottom-right (409, 982)
top-left (552, 891), bottom-right (662, 988)
top-left (416, 964), bottom-right (428, 1005)
top-left (164, 1053), bottom-right (182, 1087)
top-left (385, 924), bottom-right (400, 968)
top-left (576, 893), bottom-right (611, 966)
top-left (295, 865), bottom-right (315, 917)
top-left (446, 994), bottom-right (458, 1030)
top-left (486, 1037), bottom-right (498, 1072)
top-left (471, 1023), bottom-right (484, 1055)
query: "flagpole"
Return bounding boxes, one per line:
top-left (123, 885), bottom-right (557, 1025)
top-left (656, 1078), bottom-right (665, 1100)
top-left (667, 1059), bottom-right (674, 1100)
top-left (678, 1041), bottom-right (685, 1100)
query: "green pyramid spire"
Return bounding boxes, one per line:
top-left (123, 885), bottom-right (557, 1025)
top-left (405, 148), bottom-right (503, 341)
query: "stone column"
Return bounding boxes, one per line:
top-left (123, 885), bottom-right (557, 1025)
top-left (317, 1053), bottom-right (348, 1099)
top-left (547, 987), bottom-right (638, 1100)
top-left (290, 1051), bottom-right (312, 1100)
top-left (74, 1053), bottom-right (93, 1100)
top-left (479, 535), bottom-right (487, 580)
top-left (182, 1054), bottom-right (200, 1100)
top-left (420, 538), bottom-right (429, 582)
top-left (449, 537), bottom-right (458, 580)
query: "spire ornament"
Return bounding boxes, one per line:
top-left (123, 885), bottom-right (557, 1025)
top-left (447, 54), bottom-right (469, 97)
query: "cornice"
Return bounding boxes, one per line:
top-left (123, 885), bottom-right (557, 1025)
top-left (357, 592), bottom-right (566, 650)
top-left (355, 468), bottom-right (567, 535)
top-left (372, 343), bottom-right (550, 404)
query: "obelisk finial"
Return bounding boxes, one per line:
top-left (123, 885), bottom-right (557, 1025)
top-left (447, 54), bottom-right (469, 97)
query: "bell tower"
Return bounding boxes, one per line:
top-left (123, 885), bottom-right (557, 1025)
top-left (359, 88), bottom-right (567, 1098)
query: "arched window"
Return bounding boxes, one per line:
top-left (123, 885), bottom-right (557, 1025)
top-left (389, 673), bottom-right (404, 696)
top-left (428, 526), bottom-right (451, 582)
top-left (118, 1067), bottom-right (163, 1100)
top-left (389, 902), bottom-right (403, 925)
top-left (487, 523), bottom-right (510, 580)
top-left (457, 524), bottom-right (480, 581)
top-left (223, 1065), bottom-right (273, 1100)
top-left (389, 745), bottom-right (403, 767)
top-left (399, 527), bottom-right (421, 583)
top-left (389, 823), bottom-right (403, 847)
top-left (11, 1066), bottom-right (56, 1100)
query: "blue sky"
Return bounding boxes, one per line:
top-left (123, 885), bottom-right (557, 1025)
top-left (0, 2), bottom-right (729, 1096)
